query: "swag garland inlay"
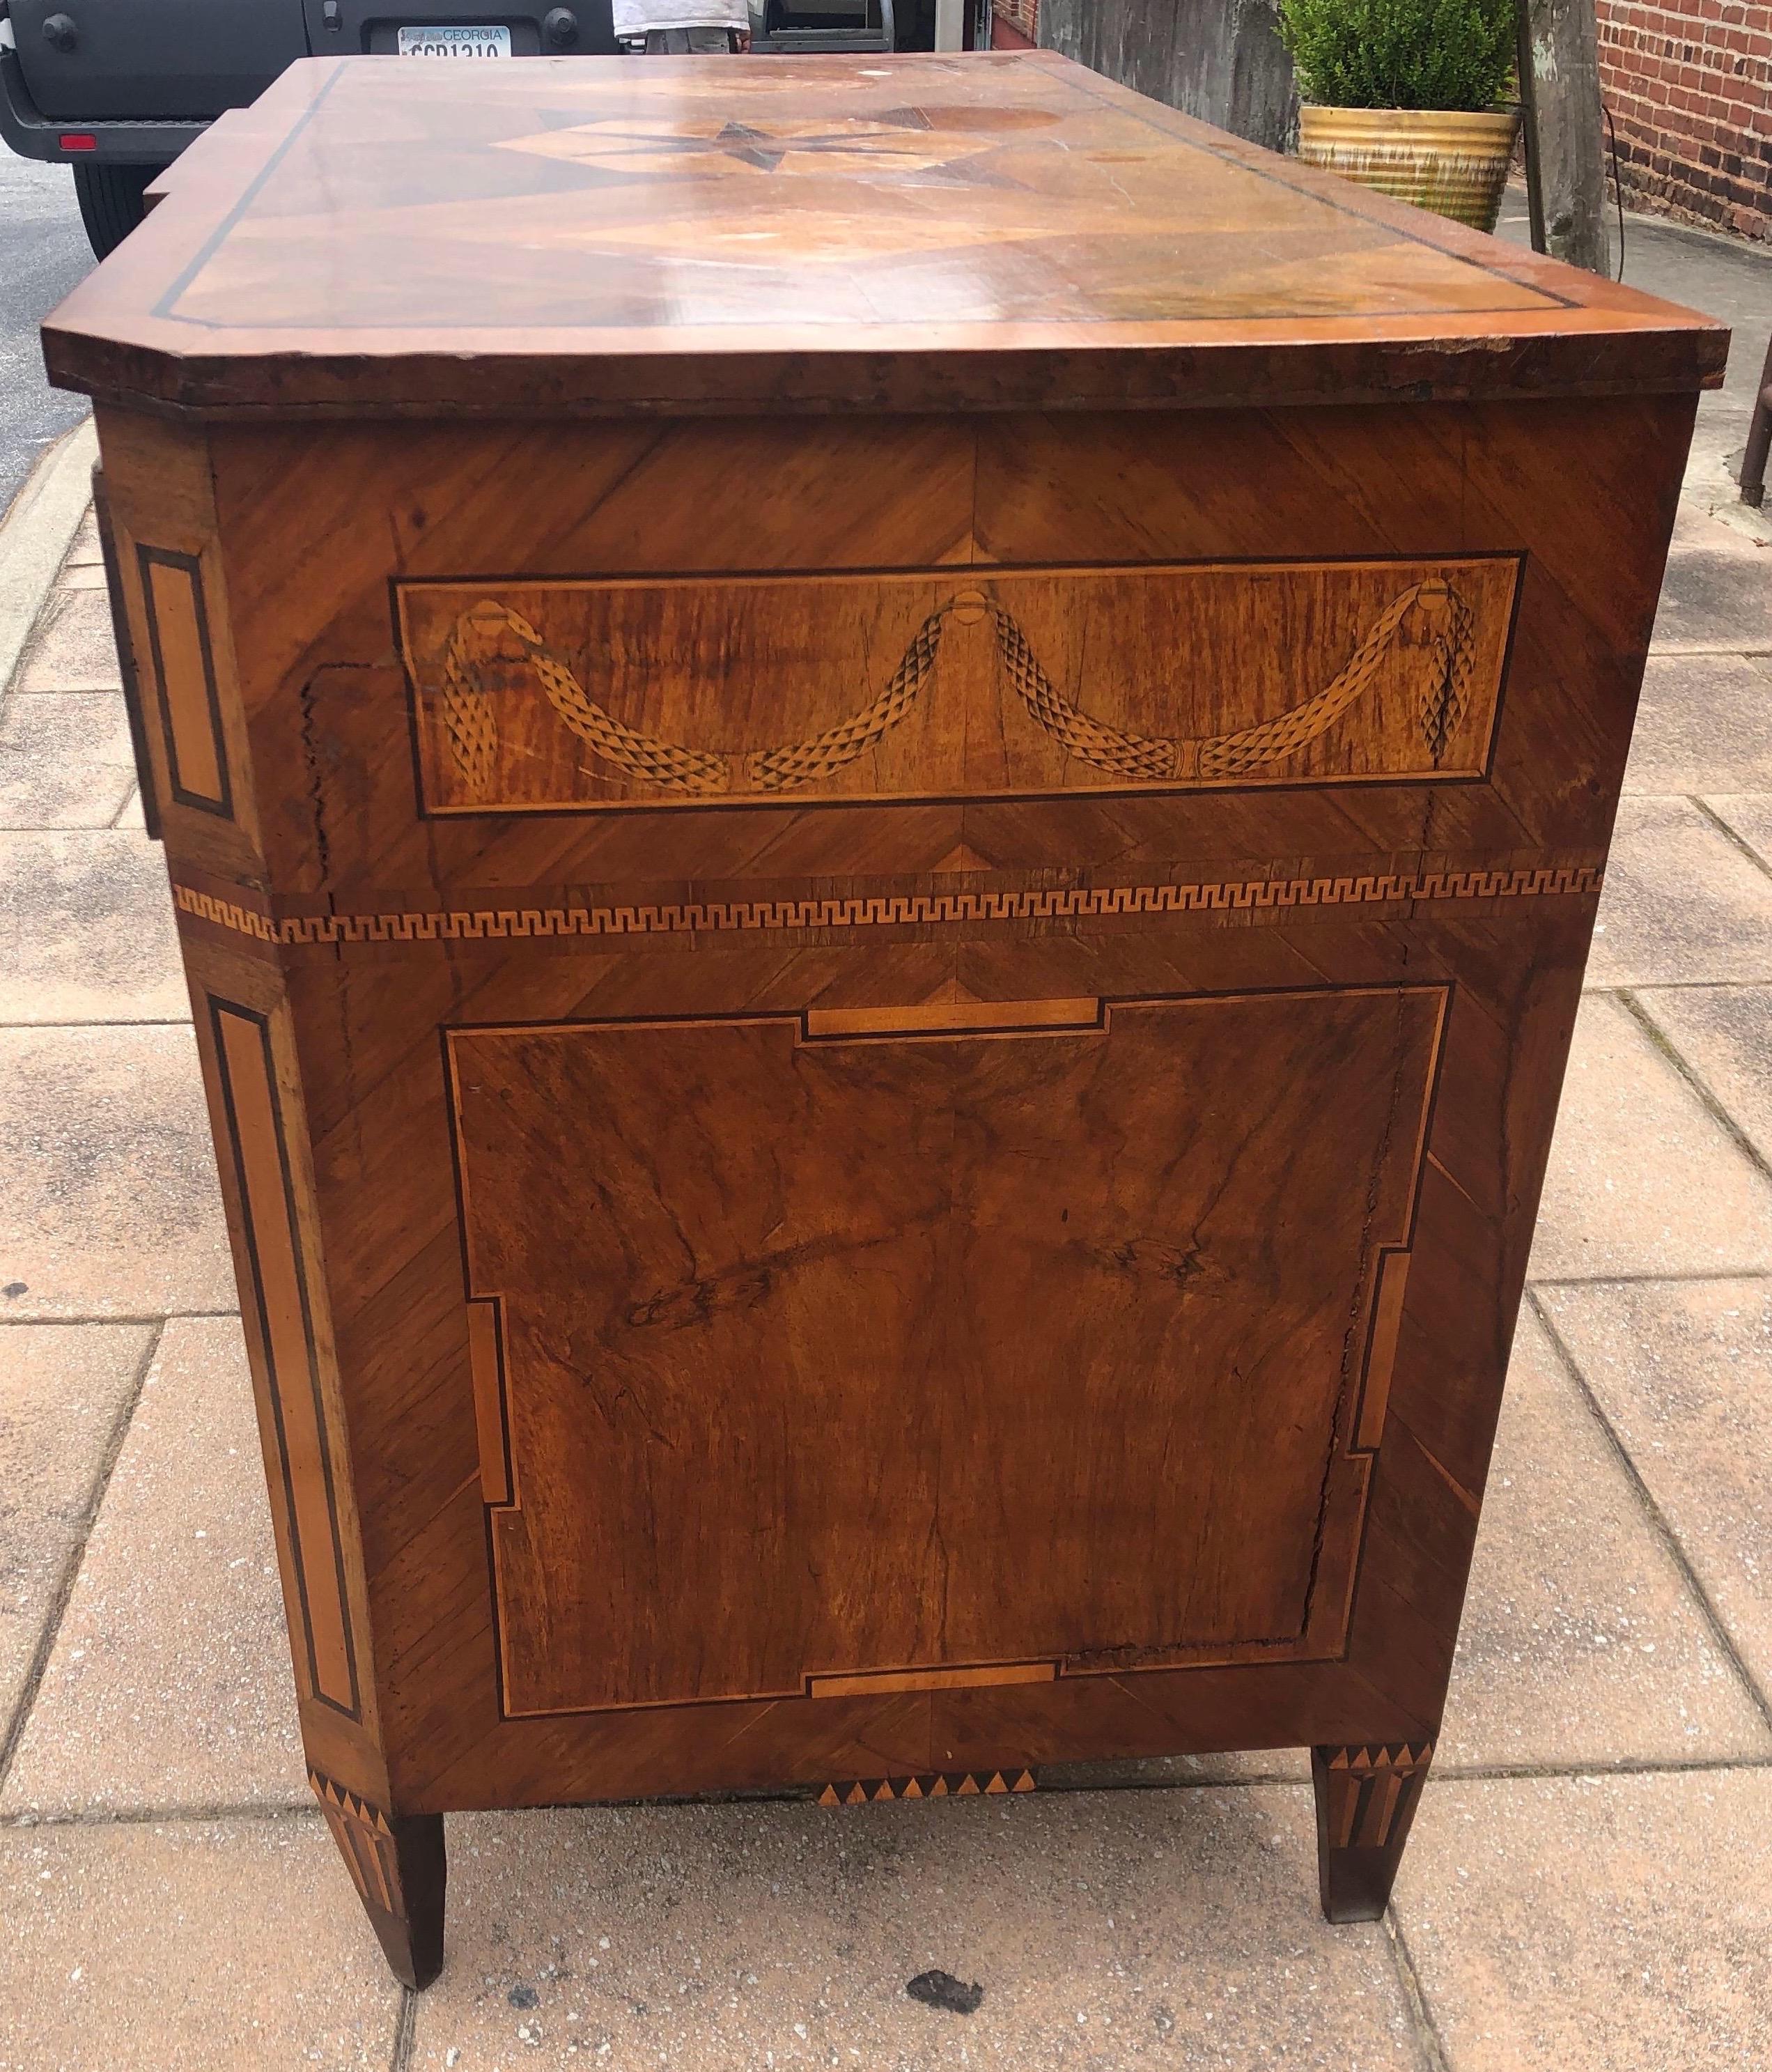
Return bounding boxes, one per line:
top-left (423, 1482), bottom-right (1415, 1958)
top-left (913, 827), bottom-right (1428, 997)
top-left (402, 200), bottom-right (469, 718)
top-left (437, 579), bottom-right (1480, 798)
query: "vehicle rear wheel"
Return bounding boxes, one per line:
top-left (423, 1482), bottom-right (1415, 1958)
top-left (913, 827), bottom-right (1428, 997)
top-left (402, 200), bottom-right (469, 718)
top-left (72, 163), bottom-right (157, 261)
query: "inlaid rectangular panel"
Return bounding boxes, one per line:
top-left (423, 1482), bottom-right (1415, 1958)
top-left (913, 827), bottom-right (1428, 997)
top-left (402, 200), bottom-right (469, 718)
top-left (208, 998), bottom-right (359, 1716)
top-left (445, 985), bottom-right (1446, 1719)
top-left (400, 557), bottom-right (1518, 814)
top-left (139, 546), bottom-right (231, 815)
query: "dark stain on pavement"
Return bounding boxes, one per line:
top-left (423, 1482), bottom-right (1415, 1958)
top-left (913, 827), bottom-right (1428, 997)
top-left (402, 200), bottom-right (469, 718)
top-left (906, 1970), bottom-right (984, 2015)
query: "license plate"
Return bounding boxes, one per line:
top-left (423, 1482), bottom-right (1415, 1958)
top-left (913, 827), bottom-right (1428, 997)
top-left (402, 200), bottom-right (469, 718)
top-left (396, 24), bottom-right (511, 54)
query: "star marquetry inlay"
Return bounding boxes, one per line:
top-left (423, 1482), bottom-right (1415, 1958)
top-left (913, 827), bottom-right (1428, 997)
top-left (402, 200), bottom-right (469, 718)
top-left (499, 109), bottom-right (1000, 178)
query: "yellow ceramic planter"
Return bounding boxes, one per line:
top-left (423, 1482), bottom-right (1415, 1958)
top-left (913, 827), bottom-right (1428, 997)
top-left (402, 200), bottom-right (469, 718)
top-left (1296, 105), bottom-right (1522, 231)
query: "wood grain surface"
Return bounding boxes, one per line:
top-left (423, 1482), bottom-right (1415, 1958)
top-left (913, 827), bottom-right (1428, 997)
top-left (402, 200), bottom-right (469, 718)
top-left (448, 987), bottom-right (1443, 1717)
top-left (210, 999), bottom-right (359, 1717)
top-left (91, 392), bottom-right (1691, 1843)
top-left (42, 53), bottom-right (1725, 416)
top-left (401, 557), bottom-right (1516, 812)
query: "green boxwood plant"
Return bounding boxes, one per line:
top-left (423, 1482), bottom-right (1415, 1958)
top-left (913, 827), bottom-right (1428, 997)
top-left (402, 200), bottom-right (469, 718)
top-left (1277, 0), bottom-right (1518, 111)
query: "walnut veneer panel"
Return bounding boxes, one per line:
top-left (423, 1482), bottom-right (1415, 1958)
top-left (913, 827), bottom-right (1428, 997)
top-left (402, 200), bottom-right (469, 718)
top-left (449, 988), bottom-right (1442, 1717)
top-left (42, 53), bottom-right (1723, 415)
top-left (208, 999), bottom-right (361, 1717)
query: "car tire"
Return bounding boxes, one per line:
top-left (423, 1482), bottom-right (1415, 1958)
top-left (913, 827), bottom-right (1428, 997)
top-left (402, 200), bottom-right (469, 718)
top-left (72, 163), bottom-right (158, 261)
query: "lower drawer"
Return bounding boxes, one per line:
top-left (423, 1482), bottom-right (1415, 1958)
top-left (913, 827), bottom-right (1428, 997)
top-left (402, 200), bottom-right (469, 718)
top-left (446, 982), bottom-right (1444, 1719)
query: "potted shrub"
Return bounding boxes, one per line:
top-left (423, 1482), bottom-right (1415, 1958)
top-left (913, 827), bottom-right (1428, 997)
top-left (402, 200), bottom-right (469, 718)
top-left (1278, 0), bottom-right (1521, 231)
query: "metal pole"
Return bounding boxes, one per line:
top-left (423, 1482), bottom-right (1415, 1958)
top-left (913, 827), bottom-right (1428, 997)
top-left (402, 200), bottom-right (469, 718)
top-left (1741, 334), bottom-right (1772, 508)
top-left (1516, 0), bottom-right (1548, 253)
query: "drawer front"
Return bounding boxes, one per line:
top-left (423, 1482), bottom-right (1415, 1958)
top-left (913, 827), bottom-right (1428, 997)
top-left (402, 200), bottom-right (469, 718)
top-left (399, 557), bottom-right (1518, 816)
top-left (448, 984), bottom-right (1444, 1719)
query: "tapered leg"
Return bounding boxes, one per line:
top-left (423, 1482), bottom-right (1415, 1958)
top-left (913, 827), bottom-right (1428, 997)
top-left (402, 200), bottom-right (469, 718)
top-left (310, 1770), bottom-right (447, 1988)
top-left (1310, 1740), bottom-right (1433, 1922)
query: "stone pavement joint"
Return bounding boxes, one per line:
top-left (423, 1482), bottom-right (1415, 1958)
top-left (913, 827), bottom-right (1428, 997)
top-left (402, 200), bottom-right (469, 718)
top-left (1692, 791), bottom-right (1772, 881)
top-left (389, 1994), bottom-right (419, 2072)
top-left (1612, 984), bottom-right (1772, 1189)
top-left (1382, 1915), bottom-right (1455, 2072)
top-left (9, 1749), bottom-right (1772, 1835)
top-left (0, 1018), bottom-right (194, 1032)
top-left (1528, 1289), bottom-right (1772, 1730)
top-left (1529, 1264), bottom-right (1772, 1283)
top-left (0, 1308), bottom-right (242, 1328)
top-left (1624, 973), bottom-right (1772, 1185)
top-left (0, 1798), bottom-right (327, 1832)
top-left (0, 1320), bottom-right (161, 1797)
top-left (1429, 1749), bottom-right (1772, 1781)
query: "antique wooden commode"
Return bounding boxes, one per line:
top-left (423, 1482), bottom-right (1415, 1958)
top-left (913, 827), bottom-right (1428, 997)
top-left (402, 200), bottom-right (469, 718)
top-left (45, 49), bottom-right (1723, 1984)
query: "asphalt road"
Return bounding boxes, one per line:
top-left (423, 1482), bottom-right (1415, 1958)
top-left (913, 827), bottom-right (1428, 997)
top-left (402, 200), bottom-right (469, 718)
top-left (0, 153), bottom-right (93, 518)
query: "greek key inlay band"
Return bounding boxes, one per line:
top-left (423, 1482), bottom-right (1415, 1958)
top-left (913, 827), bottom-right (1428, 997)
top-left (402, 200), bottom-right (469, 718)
top-left (172, 863), bottom-right (1602, 949)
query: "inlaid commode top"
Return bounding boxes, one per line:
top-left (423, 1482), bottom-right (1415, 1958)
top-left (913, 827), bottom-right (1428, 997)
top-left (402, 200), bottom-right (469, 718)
top-left (42, 50), bottom-right (1725, 415)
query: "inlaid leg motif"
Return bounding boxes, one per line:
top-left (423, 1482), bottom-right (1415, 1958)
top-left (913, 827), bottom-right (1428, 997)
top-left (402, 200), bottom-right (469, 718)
top-left (1311, 1740), bottom-right (1433, 1922)
top-left (310, 1771), bottom-right (447, 1988)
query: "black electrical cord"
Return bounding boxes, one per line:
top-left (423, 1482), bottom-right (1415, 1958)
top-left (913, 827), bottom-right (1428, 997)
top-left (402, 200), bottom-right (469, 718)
top-left (1602, 99), bottom-right (1626, 282)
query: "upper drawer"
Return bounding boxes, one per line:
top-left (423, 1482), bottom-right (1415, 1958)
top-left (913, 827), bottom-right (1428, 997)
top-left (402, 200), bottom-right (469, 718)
top-left (398, 555), bottom-right (1520, 817)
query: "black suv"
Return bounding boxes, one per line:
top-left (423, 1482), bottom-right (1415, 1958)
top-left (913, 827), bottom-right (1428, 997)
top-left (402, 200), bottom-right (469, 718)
top-left (0, 0), bottom-right (623, 254)
top-left (1, 0), bottom-right (951, 256)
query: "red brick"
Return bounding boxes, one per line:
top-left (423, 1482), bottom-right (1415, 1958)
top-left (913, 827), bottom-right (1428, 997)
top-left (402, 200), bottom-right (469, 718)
top-left (1595, 0), bottom-right (1771, 235)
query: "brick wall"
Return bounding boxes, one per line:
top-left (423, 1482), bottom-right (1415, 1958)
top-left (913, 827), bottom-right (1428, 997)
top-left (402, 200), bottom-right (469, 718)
top-left (1596, 0), bottom-right (1772, 240)
top-left (1008, 0), bottom-right (1768, 242)
top-left (990, 0), bottom-right (1038, 46)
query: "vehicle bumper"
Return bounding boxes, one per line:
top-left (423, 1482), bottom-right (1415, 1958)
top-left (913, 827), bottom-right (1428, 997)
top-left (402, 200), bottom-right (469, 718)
top-left (0, 33), bottom-right (200, 162)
